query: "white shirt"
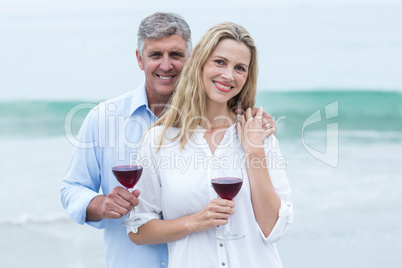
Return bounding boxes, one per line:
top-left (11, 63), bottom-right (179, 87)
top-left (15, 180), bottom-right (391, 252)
top-left (130, 124), bottom-right (294, 268)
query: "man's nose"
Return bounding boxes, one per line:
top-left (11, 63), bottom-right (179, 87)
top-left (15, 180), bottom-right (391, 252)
top-left (160, 55), bottom-right (173, 71)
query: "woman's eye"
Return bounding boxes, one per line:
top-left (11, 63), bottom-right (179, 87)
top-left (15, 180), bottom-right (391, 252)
top-left (235, 66), bottom-right (246, 72)
top-left (215, 60), bottom-right (224, 65)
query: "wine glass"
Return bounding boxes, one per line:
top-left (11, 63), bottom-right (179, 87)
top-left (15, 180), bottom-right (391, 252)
top-left (211, 170), bottom-right (245, 240)
top-left (112, 155), bottom-right (148, 227)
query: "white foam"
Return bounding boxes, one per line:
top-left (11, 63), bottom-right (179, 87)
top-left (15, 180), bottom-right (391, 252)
top-left (0, 212), bottom-right (69, 225)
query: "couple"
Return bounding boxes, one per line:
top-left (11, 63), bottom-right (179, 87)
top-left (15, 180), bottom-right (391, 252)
top-left (61, 12), bottom-right (293, 268)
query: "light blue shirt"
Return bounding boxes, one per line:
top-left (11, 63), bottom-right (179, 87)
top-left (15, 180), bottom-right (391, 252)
top-left (61, 82), bottom-right (168, 268)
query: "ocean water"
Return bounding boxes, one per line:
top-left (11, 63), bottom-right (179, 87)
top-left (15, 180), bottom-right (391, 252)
top-left (1, 90), bottom-right (401, 267)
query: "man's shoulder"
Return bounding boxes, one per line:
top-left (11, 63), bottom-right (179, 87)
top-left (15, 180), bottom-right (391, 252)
top-left (103, 90), bottom-right (135, 108)
top-left (78, 91), bottom-right (135, 131)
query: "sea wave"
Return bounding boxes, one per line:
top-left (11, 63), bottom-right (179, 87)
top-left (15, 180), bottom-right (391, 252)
top-left (0, 100), bottom-right (97, 137)
top-left (0, 212), bottom-right (70, 225)
top-left (256, 90), bottom-right (402, 139)
top-left (1, 90), bottom-right (401, 138)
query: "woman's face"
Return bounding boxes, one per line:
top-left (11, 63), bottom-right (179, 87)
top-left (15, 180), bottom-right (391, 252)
top-left (202, 39), bottom-right (251, 108)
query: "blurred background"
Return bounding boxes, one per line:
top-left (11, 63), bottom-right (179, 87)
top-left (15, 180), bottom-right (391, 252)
top-left (1, 0), bottom-right (401, 267)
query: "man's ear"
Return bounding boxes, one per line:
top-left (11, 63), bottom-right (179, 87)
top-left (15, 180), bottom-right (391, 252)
top-left (136, 49), bottom-right (144, 70)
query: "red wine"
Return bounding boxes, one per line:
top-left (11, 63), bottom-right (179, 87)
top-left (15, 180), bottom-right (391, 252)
top-left (211, 177), bottom-right (243, 200)
top-left (112, 165), bottom-right (143, 189)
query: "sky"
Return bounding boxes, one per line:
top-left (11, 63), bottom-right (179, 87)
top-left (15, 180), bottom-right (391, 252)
top-left (1, 0), bottom-right (401, 100)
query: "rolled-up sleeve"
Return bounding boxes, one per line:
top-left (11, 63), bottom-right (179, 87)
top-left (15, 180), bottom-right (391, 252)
top-left (60, 106), bottom-right (106, 229)
top-left (261, 199), bottom-right (294, 243)
top-left (126, 131), bottom-right (163, 234)
top-left (259, 135), bottom-right (294, 243)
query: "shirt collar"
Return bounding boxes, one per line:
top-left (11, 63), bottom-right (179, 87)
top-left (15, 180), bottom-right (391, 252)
top-left (129, 81), bottom-right (149, 116)
top-left (192, 123), bottom-right (239, 145)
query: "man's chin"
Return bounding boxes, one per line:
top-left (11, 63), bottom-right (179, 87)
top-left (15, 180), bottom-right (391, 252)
top-left (155, 86), bottom-right (175, 98)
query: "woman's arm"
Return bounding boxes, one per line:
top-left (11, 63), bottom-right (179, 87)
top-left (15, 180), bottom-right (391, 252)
top-left (237, 107), bottom-right (282, 238)
top-left (244, 149), bottom-right (281, 238)
top-left (129, 215), bottom-right (193, 245)
top-left (129, 198), bottom-right (235, 245)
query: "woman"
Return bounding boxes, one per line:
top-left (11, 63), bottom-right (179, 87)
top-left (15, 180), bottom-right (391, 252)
top-left (128, 22), bottom-right (294, 268)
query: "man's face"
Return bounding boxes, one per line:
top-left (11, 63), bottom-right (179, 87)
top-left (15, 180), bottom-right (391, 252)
top-left (136, 34), bottom-right (188, 104)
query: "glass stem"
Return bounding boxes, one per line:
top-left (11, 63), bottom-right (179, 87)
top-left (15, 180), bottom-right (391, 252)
top-left (228, 214), bottom-right (233, 234)
top-left (128, 188), bottom-right (138, 221)
top-left (128, 206), bottom-right (135, 220)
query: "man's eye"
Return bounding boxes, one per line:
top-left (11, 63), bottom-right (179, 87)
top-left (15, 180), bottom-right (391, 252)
top-left (171, 52), bottom-right (183, 58)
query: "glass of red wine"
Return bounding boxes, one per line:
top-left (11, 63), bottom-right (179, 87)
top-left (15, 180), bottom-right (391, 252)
top-left (211, 174), bottom-right (245, 240)
top-left (112, 156), bottom-right (148, 227)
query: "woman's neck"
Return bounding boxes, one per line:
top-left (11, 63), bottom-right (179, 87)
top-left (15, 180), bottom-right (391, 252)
top-left (205, 103), bottom-right (235, 129)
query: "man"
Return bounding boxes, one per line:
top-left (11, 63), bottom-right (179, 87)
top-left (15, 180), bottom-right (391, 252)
top-left (61, 12), bottom-right (190, 268)
top-left (61, 12), bottom-right (276, 268)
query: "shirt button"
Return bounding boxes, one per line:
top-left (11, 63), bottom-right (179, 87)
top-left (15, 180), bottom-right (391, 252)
top-left (219, 243), bottom-right (224, 247)
top-left (161, 261), bottom-right (166, 266)
top-left (222, 263), bottom-right (226, 266)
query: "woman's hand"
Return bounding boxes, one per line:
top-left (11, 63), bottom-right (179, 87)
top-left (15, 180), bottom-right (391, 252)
top-left (188, 198), bottom-right (235, 233)
top-left (130, 198), bottom-right (235, 245)
top-left (235, 107), bottom-right (276, 136)
top-left (236, 107), bottom-right (273, 154)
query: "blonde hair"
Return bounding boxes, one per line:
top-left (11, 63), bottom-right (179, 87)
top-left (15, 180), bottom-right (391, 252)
top-left (152, 22), bottom-right (258, 150)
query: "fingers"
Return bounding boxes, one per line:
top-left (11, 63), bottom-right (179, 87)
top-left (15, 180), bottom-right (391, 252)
top-left (262, 110), bottom-right (272, 121)
top-left (245, 107), bottom-right (264, 122)
top-left (236, 118), bottom-right (242, 137)
top-left (251, 107), bottom-right (276, 134)
top-left (132, 189), bottom-right (141, 198)
top-left (262, 121), bottom-right (276, 138)
top-left (101, 186), bottom-right (139, 219)
top-left (212, 198), bottom-right (235, 208)
top-left (262, 117), bottom-right (269, 129)
top-left (250, 107), bottom-right (259, 117)
top-left (203, 199), bottom-right (235, 222)
top-left (210, 199), bottom-right (235, 216)
top-left (251, 107), bottom-right (269, 117)
top-left (263, 126), bottom-right (275, 139)
top-left (245, 108), bottom-right (252, 122)
top-left (117, 187), bottom-right (139, 207)
top-left (192, 199), bottom-right (236, 232)
top-left (255, 107), bottom-right (263, 120)
top-left (262, 117), bottom-right (276, 135)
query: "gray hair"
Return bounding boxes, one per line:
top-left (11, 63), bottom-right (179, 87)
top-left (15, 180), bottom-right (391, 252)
top-left (137, 12), bottom-right (192, 55)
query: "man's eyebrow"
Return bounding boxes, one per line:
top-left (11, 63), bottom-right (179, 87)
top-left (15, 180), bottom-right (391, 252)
top-left (169, 51), bottom-right (186, 56)
top-left (147, 50), bottom-right (162, 55)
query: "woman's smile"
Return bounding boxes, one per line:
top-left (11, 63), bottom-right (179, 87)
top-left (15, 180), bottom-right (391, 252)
top-left (213, 80), bottom-right (233, 93)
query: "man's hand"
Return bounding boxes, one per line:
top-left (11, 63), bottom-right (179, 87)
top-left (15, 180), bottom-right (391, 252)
top-left (86, 186), bottom-right (140, 221)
